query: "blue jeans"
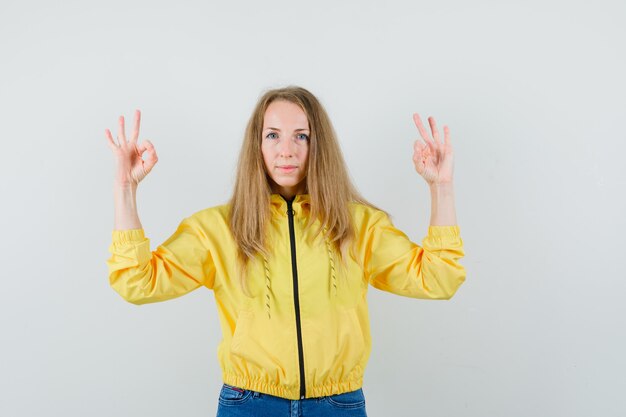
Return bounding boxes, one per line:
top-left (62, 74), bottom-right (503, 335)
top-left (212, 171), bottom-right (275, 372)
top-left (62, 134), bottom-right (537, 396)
top-left (216, 383), bottom-right (368, 417)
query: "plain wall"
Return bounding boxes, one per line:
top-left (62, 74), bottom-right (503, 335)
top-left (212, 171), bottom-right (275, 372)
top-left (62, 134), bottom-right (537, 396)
top-left (0, 0), bottom-right (624, 416)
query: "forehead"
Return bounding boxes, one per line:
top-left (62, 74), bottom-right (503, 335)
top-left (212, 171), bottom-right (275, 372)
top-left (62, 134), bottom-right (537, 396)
top-left (263, 100), bottom-right (309, 128)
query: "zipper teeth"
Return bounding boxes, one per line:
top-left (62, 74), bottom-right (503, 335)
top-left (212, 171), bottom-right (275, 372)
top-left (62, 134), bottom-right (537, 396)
top-left (287, 200), bottom-right (306, 399)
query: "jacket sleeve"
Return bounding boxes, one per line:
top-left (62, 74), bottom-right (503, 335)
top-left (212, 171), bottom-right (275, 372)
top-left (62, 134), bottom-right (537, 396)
top-left (364, 210), bottom-right (466, 300)
top-left (106, 216), bottom-right (216, 305)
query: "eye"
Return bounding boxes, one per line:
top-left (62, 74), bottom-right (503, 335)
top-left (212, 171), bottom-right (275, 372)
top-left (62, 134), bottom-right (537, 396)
top-left (297, 133), bottom-right (310, 141)
top-left (265, 132), bottom-right (278, 139)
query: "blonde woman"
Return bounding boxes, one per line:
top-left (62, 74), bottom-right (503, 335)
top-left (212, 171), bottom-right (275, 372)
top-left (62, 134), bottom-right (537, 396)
top-left (105, 86), bottom-right (465, 416)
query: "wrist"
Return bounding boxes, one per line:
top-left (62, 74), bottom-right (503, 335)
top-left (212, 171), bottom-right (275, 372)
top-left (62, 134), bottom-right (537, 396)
top-left (114, 181), bottom-right (138, 192)
top-left (429, 181), bottom-right (454, 191)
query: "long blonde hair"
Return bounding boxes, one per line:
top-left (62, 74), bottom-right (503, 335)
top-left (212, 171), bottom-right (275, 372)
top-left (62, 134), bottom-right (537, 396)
top-left (228, 85), bottom-right (387, 295)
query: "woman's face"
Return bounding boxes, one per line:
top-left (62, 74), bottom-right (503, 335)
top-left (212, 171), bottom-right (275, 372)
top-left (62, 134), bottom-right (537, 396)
top-left (261, 100), bottom-right (310, 199)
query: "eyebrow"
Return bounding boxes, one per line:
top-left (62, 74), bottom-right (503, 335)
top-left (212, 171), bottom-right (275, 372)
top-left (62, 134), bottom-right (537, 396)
top-left (264, 127), bottom-right (310, 132)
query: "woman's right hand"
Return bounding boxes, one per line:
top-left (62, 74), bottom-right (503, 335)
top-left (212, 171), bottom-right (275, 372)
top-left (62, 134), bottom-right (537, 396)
top-left (105, 109), bottom-right (158, 187)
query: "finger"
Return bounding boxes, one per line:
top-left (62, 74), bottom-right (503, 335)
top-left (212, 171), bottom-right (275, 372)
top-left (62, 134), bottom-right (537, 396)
top-left (105, 128), bottom-right (118, 151)
top-left (413, 139), bottom-right (425, 156)
top-left (412, 144), bottom-right (425, 174)
top-left (137, 139), bottom-right (156, 156)
top-left (414, 141), bottom-right (428, 160)
top-left (413, 139), bottom-right (426, 154)
top-left (118, 115), bottom-right (127, 145)
top-left (428, 116), bottom-right (440, 145)
top-left (140, 140), bottom-right (158, 173)
top-left (131, 109), bottom-right (141, 143)
top-left (413, 113), bottom-right (437, 154)
top-left (443, 125), bottom-right (451, 146)
top-left (136, 139), bottom-right (151, 155)
top-left (412, 113), bottom-right (430, 140)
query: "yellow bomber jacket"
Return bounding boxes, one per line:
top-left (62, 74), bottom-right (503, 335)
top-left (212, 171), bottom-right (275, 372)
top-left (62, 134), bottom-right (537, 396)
top-left (107, 193), bottom-right (466, 400)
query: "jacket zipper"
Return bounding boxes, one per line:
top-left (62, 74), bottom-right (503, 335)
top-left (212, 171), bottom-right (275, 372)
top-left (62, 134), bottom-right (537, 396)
top-left (286, 197), bottom-right (306, 399)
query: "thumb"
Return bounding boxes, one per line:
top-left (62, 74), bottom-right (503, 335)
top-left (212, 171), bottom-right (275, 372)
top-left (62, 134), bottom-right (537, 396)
top-left (138, 139), bottom-right (158, 173)
top-left (413, 141), bottom-right (425, 175)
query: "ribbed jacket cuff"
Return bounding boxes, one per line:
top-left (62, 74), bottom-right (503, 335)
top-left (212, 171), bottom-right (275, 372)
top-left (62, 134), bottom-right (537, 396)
top-left (423, 225), bottom-right (462, 250)
top-left (111, 229), bottom-right (146, 244)
top-left (427, 225), bottom-right (460, 237)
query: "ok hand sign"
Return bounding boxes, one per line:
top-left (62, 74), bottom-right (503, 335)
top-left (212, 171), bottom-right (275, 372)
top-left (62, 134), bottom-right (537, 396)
top-left (412, 114), bottom-right (454, 186)
top-left (105, 109), bottom-right (158, 188)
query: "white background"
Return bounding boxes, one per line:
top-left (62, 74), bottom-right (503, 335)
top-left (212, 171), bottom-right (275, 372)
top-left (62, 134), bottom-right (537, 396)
top-left (0, 0), bottom-right (624, 416)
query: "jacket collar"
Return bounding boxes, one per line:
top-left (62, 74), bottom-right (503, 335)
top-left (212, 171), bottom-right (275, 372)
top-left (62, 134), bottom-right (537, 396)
top-left (270, 193), bottom-right (311, 216)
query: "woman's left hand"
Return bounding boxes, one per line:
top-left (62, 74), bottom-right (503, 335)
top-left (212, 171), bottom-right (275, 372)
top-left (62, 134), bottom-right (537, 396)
top-left (412, 113), bottom-right (454, 185)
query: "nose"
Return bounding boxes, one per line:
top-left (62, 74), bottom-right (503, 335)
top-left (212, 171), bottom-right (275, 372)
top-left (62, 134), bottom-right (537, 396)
top-left (278, 137), bottom-right (296, 158)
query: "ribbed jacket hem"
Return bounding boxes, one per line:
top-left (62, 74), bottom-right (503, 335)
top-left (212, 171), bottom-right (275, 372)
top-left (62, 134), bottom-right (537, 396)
top-left (222, 368), bottom-right (364, 400)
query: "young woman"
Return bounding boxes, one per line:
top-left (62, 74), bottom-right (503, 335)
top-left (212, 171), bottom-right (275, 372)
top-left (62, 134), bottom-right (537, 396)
top-left (105, 86), bottom-right (465, 416)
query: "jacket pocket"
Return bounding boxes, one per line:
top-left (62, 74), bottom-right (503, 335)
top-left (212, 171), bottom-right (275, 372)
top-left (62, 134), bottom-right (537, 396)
top-left (340, 307), bottom-right (366, 378)
top-left (307, 306), bottom-right (367, 386)
top-left (229, 310), bottom-right (293, 380)
top-left (230, 310), bottom-right (254, 363)
top-left (325, 388), bottom-right (366, 409)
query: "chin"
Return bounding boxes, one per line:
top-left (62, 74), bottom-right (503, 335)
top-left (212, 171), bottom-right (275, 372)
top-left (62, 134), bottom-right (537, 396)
top-left (276, 182), bottom-right (301, 188)
top-left (275, 177), bottom-right (304, 185)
